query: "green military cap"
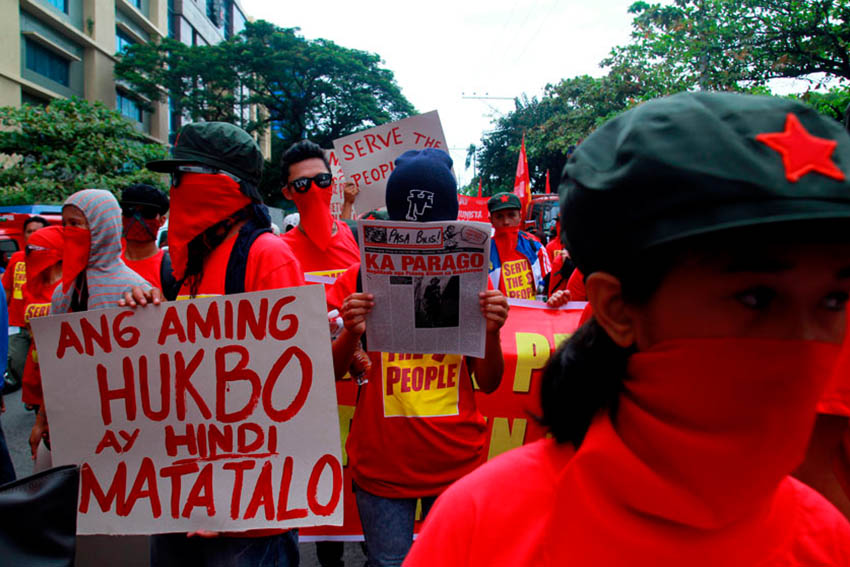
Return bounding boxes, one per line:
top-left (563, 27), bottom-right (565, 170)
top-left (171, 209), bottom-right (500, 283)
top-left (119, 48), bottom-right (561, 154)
top-left (488, 192), bottom-right (522, 213)
top-left (560, 91), bottom-right (850, 276)
top-left (147, 122), bottom-right (264, 201)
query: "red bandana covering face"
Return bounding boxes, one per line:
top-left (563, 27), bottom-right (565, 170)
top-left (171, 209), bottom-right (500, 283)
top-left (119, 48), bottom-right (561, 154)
top-left (62, 226), bottom-right (90, 292)
top-left (493, 224), bottom-right (520, 253)
top-left (26, 226), bottom-right (64, 286)
top-left (548, 337), bottom-right (841, 565)
top-left (168, 173), bottom-right (251, 280)
top-left (123, 215), bottom-right (161, 243)
top-left (292, 183), bottom-right (334, 251)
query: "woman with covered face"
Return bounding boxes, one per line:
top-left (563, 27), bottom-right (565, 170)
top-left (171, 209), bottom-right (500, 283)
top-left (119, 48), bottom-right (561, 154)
top-left (405, 92), bottom-right (850, 566)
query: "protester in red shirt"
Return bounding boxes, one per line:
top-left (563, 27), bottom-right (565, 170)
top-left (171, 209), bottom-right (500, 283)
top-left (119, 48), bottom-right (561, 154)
top-left (2, 215), bottom-right (47, 393)
top-left (329, 149), bottom-right (509, 567)
top-left (120, 184), bottom-right (174, 296)
top-left (141, 121), bottom-right (304, 567)
top-left (279, 140), bottom-right (359, 275)
top-left (19, 226), bottom-right (62, 446)
top-left (405, 92), bottom-right (850, 566)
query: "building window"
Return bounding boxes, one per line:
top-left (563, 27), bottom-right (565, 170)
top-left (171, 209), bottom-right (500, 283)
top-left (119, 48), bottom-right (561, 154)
top-left (25, 39), bottom-right (70, 86)
top-left (131, 0), bottom-right (142, 9)
top-left (46, 0), bottom-right (68, 13)
top-left (116, 29), bottom-right (135, 53)
top-left (117, 91), bottom-right (143, 122)
top-left (207, 0), bottom-right (222, 26)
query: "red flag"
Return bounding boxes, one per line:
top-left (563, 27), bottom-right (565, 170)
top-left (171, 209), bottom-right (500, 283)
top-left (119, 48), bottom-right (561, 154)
top-left (478, 177), bottom-right (483, 198)
top-left (513, 135), bottom-right (531, 217)
top-left (545, 169), bottom-right (551, 194)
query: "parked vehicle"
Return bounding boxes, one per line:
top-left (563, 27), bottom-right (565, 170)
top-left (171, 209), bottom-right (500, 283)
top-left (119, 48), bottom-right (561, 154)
top-left (0, 206), bottom-right (63, 266)
top-left (524, 194), bottom-right (559, 243)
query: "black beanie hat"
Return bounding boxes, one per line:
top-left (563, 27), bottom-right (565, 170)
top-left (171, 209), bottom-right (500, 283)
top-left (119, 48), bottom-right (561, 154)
top-left (385, 149), bottom-right (458, 222)
top-left (121, 183), bottom-right (169, 215)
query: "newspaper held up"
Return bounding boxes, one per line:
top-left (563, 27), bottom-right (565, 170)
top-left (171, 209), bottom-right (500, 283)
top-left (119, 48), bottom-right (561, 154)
top-left (358, 219), bottom-right (491, 358)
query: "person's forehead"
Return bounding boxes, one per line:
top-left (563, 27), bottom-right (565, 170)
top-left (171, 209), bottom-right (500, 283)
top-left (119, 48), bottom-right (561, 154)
top-left (289, 157), bottom-right (330, 178)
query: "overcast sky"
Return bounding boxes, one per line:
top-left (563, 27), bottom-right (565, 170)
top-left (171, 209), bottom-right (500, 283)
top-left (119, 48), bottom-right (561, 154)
top-left (239, 0), bottom-right (637, 186)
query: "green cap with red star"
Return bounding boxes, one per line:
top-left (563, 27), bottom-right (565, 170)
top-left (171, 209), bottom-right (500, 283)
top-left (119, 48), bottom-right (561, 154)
top-left (488, 192), bottom-right (522, 213)
top-left (560, 91), bottom-right (850, 276)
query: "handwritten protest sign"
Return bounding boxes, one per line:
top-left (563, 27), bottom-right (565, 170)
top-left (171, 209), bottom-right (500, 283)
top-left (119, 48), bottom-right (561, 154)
top-left (326, 150), bottom-right (347, 219)
top-left (31, 285), bottom-right (343, 535)
top-left (458, 195), bottom-right (490, 222)
top-left (332, 111), bottom-right (448, 213)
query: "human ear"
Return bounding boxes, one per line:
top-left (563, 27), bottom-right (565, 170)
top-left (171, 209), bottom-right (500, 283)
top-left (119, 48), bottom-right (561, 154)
top-left (281, 185), bottom-right (294, 201)
top-left (585, 272), bottom-right (636, 348)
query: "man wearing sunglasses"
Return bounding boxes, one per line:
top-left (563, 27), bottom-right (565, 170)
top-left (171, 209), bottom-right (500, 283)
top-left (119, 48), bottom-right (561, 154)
top-left (120, 184), bottom-right (176, 298)
top-left (280, 140), bottom-right (360, 275)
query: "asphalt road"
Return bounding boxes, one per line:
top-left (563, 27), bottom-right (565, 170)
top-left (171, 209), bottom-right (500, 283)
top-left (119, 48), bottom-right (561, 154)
top-left (2, 386), bottom-right (366, 567)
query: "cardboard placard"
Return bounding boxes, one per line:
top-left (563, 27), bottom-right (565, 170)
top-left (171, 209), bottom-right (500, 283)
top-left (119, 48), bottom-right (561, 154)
top-left (326, 150), bottom-right (347, 219)
top-left (332, 111), bottom-right (448, 214)
top-left (31, 285), bottom-right (343, 535)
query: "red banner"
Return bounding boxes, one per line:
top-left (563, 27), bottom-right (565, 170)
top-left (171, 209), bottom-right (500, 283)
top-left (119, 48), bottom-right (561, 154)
top-left (301, 301), bottom-right (585, 539)
top-left (457, 195), bottom-right (490, 223)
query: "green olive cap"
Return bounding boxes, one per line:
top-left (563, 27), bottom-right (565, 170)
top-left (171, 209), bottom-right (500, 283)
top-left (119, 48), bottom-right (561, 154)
top-left (488, 192), bottom-right (522, 212)
top-left (561, 91), bottom-right (850, 275)
top-left (147, 122), bottom-right (264, 201)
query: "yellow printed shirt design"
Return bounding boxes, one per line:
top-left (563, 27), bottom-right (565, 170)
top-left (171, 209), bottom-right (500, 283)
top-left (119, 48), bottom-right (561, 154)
top-left (23, 302), bottom-right (50, 325)
top-left (381, 353), bottom-right (462, 418)
top-left (501, 258), bottom-right (535, 300)
top-left (12, 262), bottom-right (26, 300)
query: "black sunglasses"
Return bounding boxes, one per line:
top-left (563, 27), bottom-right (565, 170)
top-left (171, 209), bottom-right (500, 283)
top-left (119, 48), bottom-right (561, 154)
top-left (290, 173), bottom-right (333, 193)
top-left (171, 165), bottom-right (241, 188)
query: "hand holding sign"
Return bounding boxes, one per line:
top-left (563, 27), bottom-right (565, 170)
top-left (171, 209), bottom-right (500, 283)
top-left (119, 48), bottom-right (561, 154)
top-left (31, 285), bottom-right (343, 535)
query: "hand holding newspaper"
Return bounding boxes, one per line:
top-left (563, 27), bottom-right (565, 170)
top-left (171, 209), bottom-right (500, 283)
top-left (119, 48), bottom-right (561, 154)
top-left (357, 219), bottom-right (491, 357)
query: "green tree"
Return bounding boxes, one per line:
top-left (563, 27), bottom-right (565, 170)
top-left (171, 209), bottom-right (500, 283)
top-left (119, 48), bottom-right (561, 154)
top-left (115, 20), bottom-right (415, 142)
top-left (0, 98), bottom-right (168, 204)
top-left (605, 0), bottom-right (850, 91)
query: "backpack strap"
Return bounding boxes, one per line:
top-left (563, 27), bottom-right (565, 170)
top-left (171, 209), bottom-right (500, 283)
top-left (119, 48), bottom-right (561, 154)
top-left (225, 204), bottom-right (273, 296)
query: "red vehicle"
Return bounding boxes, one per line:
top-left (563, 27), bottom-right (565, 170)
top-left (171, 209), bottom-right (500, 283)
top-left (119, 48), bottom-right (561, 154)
top-left (524, 193), bottom-right (559, 244)
top-left (0, 206), bottom-right (63, 268)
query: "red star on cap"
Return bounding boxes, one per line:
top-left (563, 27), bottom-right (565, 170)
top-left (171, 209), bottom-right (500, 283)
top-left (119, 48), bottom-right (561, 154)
top-left (756, 113), bottom-right (845, 183)
top-left (500, 194), bottom-right (510, 202)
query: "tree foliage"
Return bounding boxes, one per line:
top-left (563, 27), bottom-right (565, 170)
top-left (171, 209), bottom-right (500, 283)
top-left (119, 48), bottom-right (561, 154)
top-left (115, 20), bottom-right (415, 143)
top-left (115, 20), bottom-right (415, 203)
top-left (605, 0), bottom-right (850, 90)
top-left (474, 0), bottom-right (850, 194)
top-left (0, 98), bottom-right (168, 204)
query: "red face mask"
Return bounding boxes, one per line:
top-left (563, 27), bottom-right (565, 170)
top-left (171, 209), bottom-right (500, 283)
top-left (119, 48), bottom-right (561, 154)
top-left (62, 226), bottom-right (91, 292)
top-left (493, 225), bottom-right (520, 252)
top-left (292, 182), bottom-right (334, 251)
top-left (549, 338), bottom-right (841, 564)
top-left (168, 173), bottom-right (251, 280)
top-left (122, 215), bottom-right (160, 243)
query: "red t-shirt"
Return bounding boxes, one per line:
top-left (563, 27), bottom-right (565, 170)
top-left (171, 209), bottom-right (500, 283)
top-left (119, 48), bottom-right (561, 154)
top-left (20, 281), bottom-right (58, 406)
top-left (3, 251), bottom-right (27, 326)
top-left (122, 248), bottom-right (165, 291)
top-left (566, 267), bottom-right (587, 302)
top-left (404, 439), bottom-right (850, 566)
top-left (327, 265), bottom-right (487, 498)
top-left (177, 232), bottom-right (305, 298)
top-left (280, 220), bottom-right (360, 274)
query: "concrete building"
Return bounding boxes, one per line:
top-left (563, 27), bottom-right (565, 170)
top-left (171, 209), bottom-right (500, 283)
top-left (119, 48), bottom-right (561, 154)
top-left (0, 0), bottom-right (249, 145)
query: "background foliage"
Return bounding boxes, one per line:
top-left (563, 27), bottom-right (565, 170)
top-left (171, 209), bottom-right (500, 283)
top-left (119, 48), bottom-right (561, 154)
top-left (0, 98), bottom-right (168, 204)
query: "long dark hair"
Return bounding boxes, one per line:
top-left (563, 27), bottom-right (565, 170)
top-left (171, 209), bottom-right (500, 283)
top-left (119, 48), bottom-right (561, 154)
top-left (540, 245), bottom-right (680, 447)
